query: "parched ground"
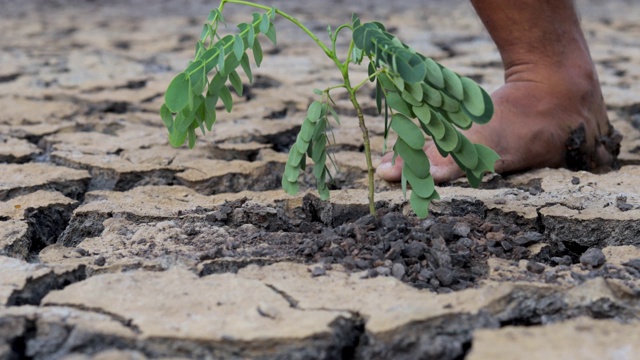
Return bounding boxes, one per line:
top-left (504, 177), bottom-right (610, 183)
top-left (1, 0), bottom-right (640, 359)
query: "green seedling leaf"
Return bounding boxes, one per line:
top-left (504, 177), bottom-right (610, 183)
top-left (424, 57), bottom-right (444, 88)
top-left (307, 101), bottom-right (322, 122)
top-left (378, 73), bottom-right (395, 91)
top-left (283, 163), bottom-right (300, 183)
top-left (200, 24), bottom-right (209, 41)
top-left (248, 23), bottom-right (256, 48)
top-left (218, 85), bottom-right (233, 113)
top-left (386, 92), bottom-right (413, 118)
top-left (375, 79), bottom-right (383, 114)
top-left (470, 144), bottom-right (500, 178)
top-left (217, 45), bottom-right (226, 74)
top-left (440, 92), bottom-right (460, 113)
top-left (259, 13), bottom-right (270, 33)
top-left (318, 185), bottom-right (330, 201)
top-left (160, 104), bottom-right (173, 128)
top-left (207, 9), bottom-right (218, 23)
top-left (203, 94), bottom-right (217, 131)
top-left (185, 59), bottom-right (206, 95)
top-left (403, 163), bottom-right (435, 198)
top-left (391, 75), bottom-right (405, 91)
top-left (394, 139), bottom-right (430, 179)
top-left (442, 67), bottom-right (463, 100)
top-left (423, 111), bottom-right (445, 139)
top-left (409, 190), bottom-right (430, 219)
top-left (434, 118), bottom-right (459, 153)
top-left (299, 118), bottom-right (316, 142)
top-left (240, 53), bottom-right (253, 83)
top-left (313, 157), bottom-right (326, 179)
top-left (391, 114), bottom-right (425, 150)
top-left (313, 119), bottom-right (327, 141)
top-left (462, 87), bottom-right (494, 124)
top-left (165, 73), bottom-right (190, 112)
top-left (229, 70), bottom-right (243, 96)
top-left (405, 82), bottom-right (423, 102)
top-left (453, 134), bottom-right (479, 169)
top-left (265, 23), bottom-right (277, 45)
top-left (401, 89), bottom-right (421, 106)
top-left (188, 127), bottom-right (197, 148)
top-left (282, 177), bottom-right (300, 195)
top-left (169, 128), bottom-right (188, 147)
top-left (252, 40), bottom-right (263, 67)
top-left (447, 109), bottom-right (472, 130)
top-left (394, 51), bottom-right (427, 84)
top-left (233, 34), bottom-right (244, 60)
top-left (312, 138), bottom-right (326, 162)
top-left (413, 104), bottom-right (432, 126)
top-left (208, 73), bottom-right (227, 94)
top-left (295, 137), bottom-right (310, 154)
top-left (421, 83), bottom-right (443, 108)
top-left (288, 146), bottom-right (305, 166)
top-left (460, 76), bottom-right (485, 117)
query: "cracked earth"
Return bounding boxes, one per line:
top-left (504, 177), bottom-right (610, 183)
top-left (1, 0), bottom-right (640, 359)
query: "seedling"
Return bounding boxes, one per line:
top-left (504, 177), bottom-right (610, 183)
top-left (161, 0), bottom-right (499, 218)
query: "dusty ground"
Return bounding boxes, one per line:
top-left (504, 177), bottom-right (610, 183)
top-left (1, 0), bottom-right (640, 359)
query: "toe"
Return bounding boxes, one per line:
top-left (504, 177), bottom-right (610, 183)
top-left (376, 152), bottom-right (403, 182)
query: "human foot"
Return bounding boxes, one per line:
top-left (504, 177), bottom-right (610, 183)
top-left (376, 63), bottom-right (621, 183)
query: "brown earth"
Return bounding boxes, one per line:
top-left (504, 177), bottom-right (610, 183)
top-left (1, 0), bottom-right (640, 359)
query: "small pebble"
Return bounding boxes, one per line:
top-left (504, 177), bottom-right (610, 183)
top-left (571, 177), bottom-right (580, 185)
top-left (376, 266), bottom-right (391, 277)
top-left (501, 240), bottom-right (513, 252)
top-left (526, 260), bottom-right (545, 274)
top-left (580, 248), bottom-right (606, 268)
top-left (550, 255), bottom-right (572, 266)
top-left (392, 263), bottom-right (406, 280)
top-left (452, 222), bottom-right (471, 237)
top-left (435, 267), bottom-right (455, 286)
top-left (311, 266), bottom-right (326, 277)
top-left (94, 256), bottom-right (106, 266)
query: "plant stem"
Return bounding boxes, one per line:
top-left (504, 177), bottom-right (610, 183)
top-left (348, 91), bottom-right (376, 215)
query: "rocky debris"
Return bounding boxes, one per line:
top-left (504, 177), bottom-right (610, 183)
top-left (0, 164), bottom-right (90, 201)
top-left (580, 248), bottom-right (607, 268)
top-left (0, 221), bottom-right (30, 261)
top-left (467, 317), bottom-right (640, 360)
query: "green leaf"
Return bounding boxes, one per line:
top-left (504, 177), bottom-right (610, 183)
top-left (421, 83), bottom-right (443, 108)
top-left (434, 118), bottom-right (459, 153)
top-left (447, 110), bottom-right (472, 130)
top-left (164, 73), bottom-right (190, 112)
top-left (460, 77), bottom-right (485, 117)
top-left (453, 134), bottom-right (479, 169)
top-left (282, 178), bottom-right (300, 196)
top-left (307, 101), bottom-right (322, 122)
top-left (312, 138), bottom-right (326, 162)
top-left (207, 9), bottom-right (218, 23)
top-left (440, 92), bottom-right (460, 113)
top-left (217, 45), bottom-right (226, 74)
top-left (423, 111), bottom-right (445, 139)
top-left (208, 73), bottom-right (227, 94)
top-left (265, 23), bottom-right (277, 45)
top-left (394, 138), bottom-right (430, 178)
top-left (471, 144), bottom-right (500, 178)
top-left (252, 40), bottom-right (263, 67)
top-left (378, 73), bottom-right (395, 91)
top-left (462, 86), bottom-right (494, 125)
top-left (413, 104), bottom-right (432, 126)
top-left (160, 104), bottom-right (173, 128)
top-left (403, 164), bottom-right (435, 198)
top-left (229, 70), bottom-right (243, 96)
top-left (248, 23), bottom-right (256, 48)
top-left (405, 82), bottom-right (423, 102)
top-left (218, 85), bottom-right (233, 113)
top-left (386, 92), bottom-right (412, 118)
top-left (169, 128), bottom-right (188, 147)
top-left (442, 67), bottom-right (464, 100)
top-left (318, 186), bottom-right (330, 201)
top-left (185, 59), bottom-right (206, 95)
top-left (424, 57), bottom-right (444, 88)
top-left (187, 127), bottom-right (197, 148)
top-left (200, 24), bottom-right (209, 41)
top-left (375, 79), bottom-right (383, 114)
top-left (392, 75), bottom-right (405, 91)
top-left (233, 34), bottom-right (244, 60)
top-left (288, 146), bottom-right (305, 166)
top-left (391, 114), bottom-right (425, 150)
top-left (313, 156), bottom-right (326, 179)
top-left (313, 119), bottom-right (327, 141)
top-left (204, 94), bottom-right (217, 131)
top-left (240, 53), bottom-right (253, 83)
top-left (300, 118), bottom-right (316, 142)
top-left (283, 163), bottom-right (300, 182)
top-left (401, 89), bottom-right (421, 106)
top-left (409, 190), bottom-right (430, 219)
top-left (259, 13), bottom-right (270, 33)
top-left (394, 51), bottom-right (427, 84)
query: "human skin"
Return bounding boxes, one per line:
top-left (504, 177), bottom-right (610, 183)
top-left (376, 0), bottom-right (621, 183)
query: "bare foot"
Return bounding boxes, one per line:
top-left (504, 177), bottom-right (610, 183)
top-left (376, 62), bottom-right (621, 183)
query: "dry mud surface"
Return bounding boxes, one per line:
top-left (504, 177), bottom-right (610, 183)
top-left (1, 0), bottom-right (640, 359)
